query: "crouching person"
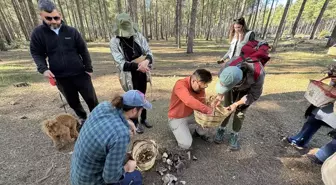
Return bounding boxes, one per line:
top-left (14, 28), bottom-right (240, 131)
top-left (70, 90), bottom-right (152, 185)
top-left (213, 63), bottom-right (265, 150)
top-left (168, 69), bottom-right (213, 149)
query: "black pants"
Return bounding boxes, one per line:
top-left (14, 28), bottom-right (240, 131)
top-left (131, 71), bottom-right (147, 125)
top-left (56, 73), bottom-right (98, 120)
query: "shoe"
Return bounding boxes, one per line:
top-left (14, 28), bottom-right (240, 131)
top-left (281, 137), bottom-right (306, 150)
top-left (229, 133), bottom-right (240, 151)
top-left (214, 127), bottom-right (226, 144)
top-left (141, 120), bottom-right (153, 128)
top-left (136, 123), bottom-right (144, 134)
top-left (306, 154), bottom-right (323, 165)
top-left (77, 119), bottom-right (86, 132)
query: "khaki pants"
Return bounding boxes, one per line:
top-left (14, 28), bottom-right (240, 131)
top-left (169, 115), bottom-right (210, 149)
top-left (322, 152), bottom-right (336, 185)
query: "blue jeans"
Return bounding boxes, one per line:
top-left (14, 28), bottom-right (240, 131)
top-left (315, 139), bottom-right (336, 162)
top-left (289, 116), bottom-right (324, 147)
top-left (108, 170), bottom-right (142, 185)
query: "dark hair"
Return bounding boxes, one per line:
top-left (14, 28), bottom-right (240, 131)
top-left (229, 17), bottom-right (249, 42)
top-left (193, 69), bottom-right (212, 83)
top-left (111, 95), bottom-right (142, 111)
top-left (326, 63), bottom-right (336, 77)
top-left (38, 0), bottom-right (56, 13)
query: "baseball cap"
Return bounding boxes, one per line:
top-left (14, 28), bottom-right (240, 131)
top-left (216, 66), bottom-right (243, 94)
top-left (122, 90), bottom-right (152, 110)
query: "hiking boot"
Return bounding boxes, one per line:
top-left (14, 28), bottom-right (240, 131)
top-left (136, 123), bottom-right (144, 134)
top-left (141, 120), bottom-right (153, 128)
top-left (229, 133), bottom-right (240, 151)
top-left (214, 127), bottom-right (226, 144)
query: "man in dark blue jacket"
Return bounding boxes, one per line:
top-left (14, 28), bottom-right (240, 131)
top-left (30, 0), bottom-right (98, 124)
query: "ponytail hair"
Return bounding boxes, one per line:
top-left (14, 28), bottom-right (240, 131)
top-left (111, 95), bottom-right (124, 109)
top-left (111, 94), bottom-right (142, 111)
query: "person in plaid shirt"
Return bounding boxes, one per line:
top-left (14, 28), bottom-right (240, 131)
top-left (70, 90), bottom-right (152, 185)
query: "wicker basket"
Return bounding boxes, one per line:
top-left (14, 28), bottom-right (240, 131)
top-left (327, 45), bottom-right (336, 56)
top-left (194, 104), bottom-right (232, 128)
top-left (304, 77), bottom-right (336, 107)
top-left (131, 139), bottom-right (158, 171)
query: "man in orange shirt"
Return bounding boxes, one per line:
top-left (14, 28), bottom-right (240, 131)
top-left (168, 69), bottom-right (213, 149)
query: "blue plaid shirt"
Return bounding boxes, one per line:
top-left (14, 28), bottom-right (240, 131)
top-left (70, 101), bottom-right (130, 185)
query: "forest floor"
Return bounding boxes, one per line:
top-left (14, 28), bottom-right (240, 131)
top-left (0, 38), bottom-right (334, 185)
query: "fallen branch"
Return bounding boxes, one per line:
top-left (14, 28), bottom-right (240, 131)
top-left (35, 162), bottom-right (55, 184)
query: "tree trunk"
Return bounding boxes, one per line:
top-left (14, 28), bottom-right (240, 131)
top-left (88, 0), bottom-right (97, 39)
top-left (271, 0), bottom-right (291, 52)
top-left (310, 0), bottom-right (330, 39)
top-left (187, 0), bottom-right (198, 53)
top-left (134, 0), bottom-right (138, 24)
top-left (18, 0), bottom-right (33, 36)
top-left (74, 0), bottom-right (86, 39)
top-left (251, 0), bottom-right (261, 30)
top-left (81, 0), bottom-right (92, 41)
top-left (149, 1), bottom-right (153, 39)
top-left (290, 0), bottom-right (307, 38)
top-left (177, 0), bottom-right (182, 48)
top-left (160, 4), bottom-right (164, 39)
top-left (260, 0), bottom-right (268, 36)
top-left (143, 0), bottom-right (148, 38)
top-left (216, 0), bottom-right (224, 42)
top-left (263, 0), bottom-right (275, 39)
top-left (64, 0), bottom-right (73, 26)
top-left (201, 0), bottom-right (205, 27)
top-left (98, 0), bottom-right (108, 41)
top-left (327, 24), bottom-right (336, 47)
top-left (103, 0), bottom-right (111, 38)
top-left (11, 0), bottom-right (29, 40)
top-left (175, 0), bottom-right (179, 44)
top-left (0, 4), bottom-right (14, 40)
top-left (205, 0), bottom-right (214, 40)
top-left (70, 1), bottom-right (79, 28)
top-left (117, 0), bottom-right (122, 13)
top-left (27, 0), bottom-right (39, 27)
top-left (155, 0), bottom-right (159, 40)
top-left (240, 0), bottom-right (247, 17)
top-left (0, 13), bottom-right (12, 44)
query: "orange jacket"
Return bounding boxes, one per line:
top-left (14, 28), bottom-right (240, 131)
top-left (168, 76), bottom-right (212, 119)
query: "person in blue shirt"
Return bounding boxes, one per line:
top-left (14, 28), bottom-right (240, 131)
top-left (70, 90), bottom-right (152, 185)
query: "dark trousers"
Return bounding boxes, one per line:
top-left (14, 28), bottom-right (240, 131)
top-left (131, 71), bottom-right (147, 125)
top-left (289, 115), bottom-right (323, 147)
top-left (220, 89), bottom-right (250, 132)
top-left (56, 73), bottom-right (98, 120)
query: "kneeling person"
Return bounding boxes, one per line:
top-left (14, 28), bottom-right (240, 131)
top-left (70, 90), bottom-right (152, 185)
top-left (168, 69), bottom-right (213, 149)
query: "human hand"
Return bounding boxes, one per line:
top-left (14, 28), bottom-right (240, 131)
top-left (43, 70), bottom-right (55, 78)
top-left (124, 160), bottom-right (137, 172)
top-left (127, 119), bottom-right (136, 137)
top-left (137, 63), bottom-right (150, 73)
top-left (225, 102), bottom-right (239, 112)
top-left (211, 95), bottom-right (224, 107)
top-left (86, 72), bottom-right (92, 77)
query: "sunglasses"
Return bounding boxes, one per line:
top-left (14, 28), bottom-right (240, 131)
top-left (45, 16), bottom-right (61, 21)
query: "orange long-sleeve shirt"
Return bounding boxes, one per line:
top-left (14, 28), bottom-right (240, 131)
top-left (168, 76), bottom-right (212, 119)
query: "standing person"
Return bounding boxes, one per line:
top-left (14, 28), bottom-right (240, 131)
top-left (30, 0), bottom-right (98, 125)
top-left (218, 17), bottom-right (255, 64)
top-left (168, 69), bottom-right (213, 149)
top-left (70, 90), bottom-right (152, 185)
top-left (212, 62), bottom-right (265, 150)
top-left (110, 13), bottom-right (154, 134)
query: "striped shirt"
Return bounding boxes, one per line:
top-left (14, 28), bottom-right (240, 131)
top-left (70, 101), bottom-right (130, 185)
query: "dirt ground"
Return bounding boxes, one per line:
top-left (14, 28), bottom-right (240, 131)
top-left (0, 39), bottom-right (334, 185)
